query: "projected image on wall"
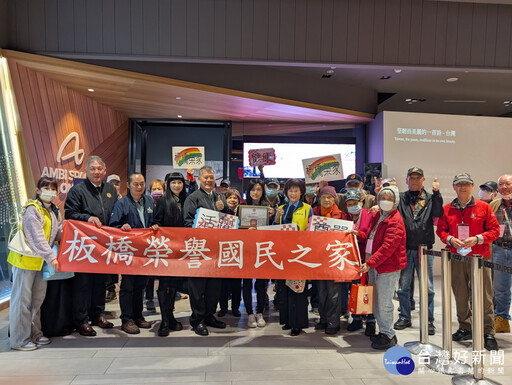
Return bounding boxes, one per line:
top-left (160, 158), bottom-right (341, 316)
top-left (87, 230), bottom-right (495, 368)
top-left (243, 142), bottom-right (356, 179)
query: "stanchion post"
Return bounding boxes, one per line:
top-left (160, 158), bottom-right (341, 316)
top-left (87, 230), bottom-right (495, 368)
top-left (404, 245), bottom-right (442, 356)
top-left (427, 249), bottom-right (471, 375)
top-left (452, 255), bottom-right (501, 385)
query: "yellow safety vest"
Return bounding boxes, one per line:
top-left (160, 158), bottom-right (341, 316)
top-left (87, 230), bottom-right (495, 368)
top-left (279, 202), bottom-right (311, 231)
top-left (7, 201), bottom-right (53, 271)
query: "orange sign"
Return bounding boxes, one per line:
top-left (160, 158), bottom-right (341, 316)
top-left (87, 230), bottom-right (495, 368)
top-left (58, 220), bottom-right (362, 280)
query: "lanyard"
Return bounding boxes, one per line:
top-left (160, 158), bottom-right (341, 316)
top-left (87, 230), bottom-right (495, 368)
top-left (503, 208), bottom-right (512, 235)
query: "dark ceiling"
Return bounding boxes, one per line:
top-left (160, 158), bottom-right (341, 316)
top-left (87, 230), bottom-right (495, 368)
top-left (77, 58), bottom-right (512, 118)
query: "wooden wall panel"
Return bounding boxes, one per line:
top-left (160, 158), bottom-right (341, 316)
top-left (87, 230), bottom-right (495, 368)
top-left (8, 60), bottom-right (129, 210)
top-left (7, 0), bottom-right (512, 69)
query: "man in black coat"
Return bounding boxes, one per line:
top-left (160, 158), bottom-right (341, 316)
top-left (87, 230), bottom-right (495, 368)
top-left (183, 165), bottom-right (234, 336)
top-left (64, 155), bottom-right (118, 336)
top-left (394, 167), bottom-right (443, 335)
top-left (109, 173), bottom-right (157, 334)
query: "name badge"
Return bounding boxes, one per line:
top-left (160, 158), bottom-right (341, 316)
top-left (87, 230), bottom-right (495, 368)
top-left (365, 239), bottom-right (373, 255)
top-left (500, 224), bottom-right (506, 238)
top-left (457, 225), bottom-right (470, 240)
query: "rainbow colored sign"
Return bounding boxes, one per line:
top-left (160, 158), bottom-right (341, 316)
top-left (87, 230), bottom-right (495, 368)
top-left (172, 146), bottom-right (205, 169)
top-left (302, 153), bottom-right (344, 183)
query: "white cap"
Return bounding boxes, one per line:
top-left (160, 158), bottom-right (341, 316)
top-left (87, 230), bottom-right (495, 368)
top-left (106, 174), bottom-right (121, 183)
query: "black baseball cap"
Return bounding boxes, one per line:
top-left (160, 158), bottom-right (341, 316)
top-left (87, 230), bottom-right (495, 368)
top-left (407, 167), bottom-right (424, 176)
top-left (479, 181), bottom-right (498, 192)
top-left (346, 174), bottom-right (363, 184)
top-left (266, 178), bottom-right (280, 187)
top-left (220, 179), bottom-right (230, 187)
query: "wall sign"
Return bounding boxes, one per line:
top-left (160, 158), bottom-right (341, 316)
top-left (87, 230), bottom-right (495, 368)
top-left (41, 132), bottom-right (86, 194)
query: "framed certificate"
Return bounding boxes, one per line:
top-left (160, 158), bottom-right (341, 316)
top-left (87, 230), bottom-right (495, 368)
top-left (238, 205), bottom-right (269, 228)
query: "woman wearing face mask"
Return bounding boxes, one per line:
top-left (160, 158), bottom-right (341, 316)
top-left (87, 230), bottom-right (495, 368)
top-left (274, 179), bottom-right (313, 336)
top-left (149, 179), bottom-right (165, 203)
top-left (240, 180), bottom-right (275, 328)
top-left (151, 173), bottom-right (188, 336)
top-left (303, 183), bottom-right (319, 208)
top-left (360, 186), bottom-right (407, 350)
top-left (216, 189), bottom-right (243, 318)
top-left (311, 186), bottom-right (344, 334)
top-left (340, 190), bottom-right (377, 335)
top-left (8, 177), bottom-right (63, 351)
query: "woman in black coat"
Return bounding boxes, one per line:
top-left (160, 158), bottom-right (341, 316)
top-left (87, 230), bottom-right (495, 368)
top-left (151, 172), bottom-right (188, 336)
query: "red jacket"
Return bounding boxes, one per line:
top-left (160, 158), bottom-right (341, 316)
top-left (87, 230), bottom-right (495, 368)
top-left (340, 209), bottom-right (374, 260)
top-left (436, 197), bottom-right (500, 258)
top-left (312, 204), bottom-right (343, 219)
top-left (366, 209), bottom-right (407, 274)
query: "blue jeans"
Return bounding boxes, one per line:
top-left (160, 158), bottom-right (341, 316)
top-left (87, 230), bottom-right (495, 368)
top-left (397, 249), bottom-right (435, 323)
top-left (368, 269), bottom-right (400, 338)
top-left (493, 245), bottom-right (512, 320)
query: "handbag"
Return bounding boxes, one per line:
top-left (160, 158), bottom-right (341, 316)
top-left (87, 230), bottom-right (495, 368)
top-left (285, 279), bottom-right (306, 293)
top-left (42, 245), bottom-right (74, 281)
top-left (8, 226), bottom-right (39, 257)
top-left (348, 273), bottom-right (374, 315)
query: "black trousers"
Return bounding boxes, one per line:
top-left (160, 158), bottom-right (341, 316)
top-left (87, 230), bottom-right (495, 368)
top-left (71, 272), bottom-right (107, 327)
top-left (242, 278), bottom-right (268, 314)
top-left (119, 275), bottom-right (147, 323)
top-left (317, 280), bottom-right (342, 329)
top-left (145, 277), bottom-right (155, 301)
top-left (278, 280), bottom-right (309, 329)
top-left (188, 277), bottom-right (221, 327)
top-left (219, 278), bottom-right (242, 311)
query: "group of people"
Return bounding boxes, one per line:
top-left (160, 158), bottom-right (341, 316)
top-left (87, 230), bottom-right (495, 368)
top-left (7, 155), bottom-right (511, 354)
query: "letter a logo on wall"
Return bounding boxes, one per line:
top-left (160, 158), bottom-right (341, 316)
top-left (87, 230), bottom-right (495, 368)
top-left (56, 132), bottom-right (85, 166)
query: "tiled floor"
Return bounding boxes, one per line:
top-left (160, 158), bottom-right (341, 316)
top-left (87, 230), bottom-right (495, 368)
top-left (0, 277), bottom-right (511, 385)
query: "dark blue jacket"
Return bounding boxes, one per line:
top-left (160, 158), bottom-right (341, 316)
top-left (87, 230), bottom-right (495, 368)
top-left (109, 191), bottom-right (154, 229)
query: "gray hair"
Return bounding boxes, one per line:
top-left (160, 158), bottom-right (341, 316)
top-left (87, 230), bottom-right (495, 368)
top-left (86, 155), bottom-right (105, 169)
top-left (199, 165), bottom-right (215, 176)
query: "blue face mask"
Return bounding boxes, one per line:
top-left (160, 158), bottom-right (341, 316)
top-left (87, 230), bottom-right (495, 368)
top-left (305, 186), bottom-right (316, 195)
top-left (347, 204), bottom-right (362, 215)
top-left (266, 188), bottom-right (278, 198)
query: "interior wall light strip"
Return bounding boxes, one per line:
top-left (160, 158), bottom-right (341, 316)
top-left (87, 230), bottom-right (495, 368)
top-left (0, 56), bottom-right (28, 204)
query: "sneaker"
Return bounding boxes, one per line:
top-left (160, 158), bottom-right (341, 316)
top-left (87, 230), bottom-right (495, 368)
top-left (452, 328), bottom-right (472, 341)
top-left (484, 334), bottom-right (499, 351)
top-left (428, 323), bottom-right (436, 336)
top-left (311, 307), bottom-right (319, 316)
top-left (340, 312), bottom-right (350, 320)
top-left (248, 314), bottom-right (257, 328)
top-left (371, 334), bottom-right (397, 350)
top-left (232, 309), bottom-right (241, 317)
top-left (347, 320), bottom-right (363, 331)
top-left (34, 336), bottom-right (51, 345)
top-left (12, 342), bottom-right (38, 351)
top-left (393, 318), bottom-right (412, 330)
top-left (256, 313), bottom-right (266, 327)
top-left (365, 321), bottom-right (376, 337)
top-left (495, 315), bottom-right (511, 333)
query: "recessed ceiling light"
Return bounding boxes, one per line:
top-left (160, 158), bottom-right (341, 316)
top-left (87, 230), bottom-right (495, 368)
top-left (404, 98), bottom-right (426, 103)
top-left (330, 66), bottom-right (336, 70)
top-left (88, 88), bottom-right (95, 92)
top-left (446, 77), bottom-right (458, 82)
top-left (394, 68), bottom-right (402, 73)
top-left (381, 75), bottom-right (391, 80)
top-left (176, 97), bottom-right (181, 100)
top-left (177, 115), bottom-right (183, 118)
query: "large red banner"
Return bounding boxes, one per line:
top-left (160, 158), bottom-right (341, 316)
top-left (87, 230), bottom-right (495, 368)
top-left (57, 220), bottom-right (362, 280)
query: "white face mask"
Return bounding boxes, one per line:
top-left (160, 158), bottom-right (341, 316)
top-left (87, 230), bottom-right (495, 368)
top-left (379, 200), bottom-right (394, 212)
top-left (40, 189), bottom-right (57, 203)
top-left (478, 190), bottom-right (492, 201)
top-left (347, 204), bottom-right (362, 215)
